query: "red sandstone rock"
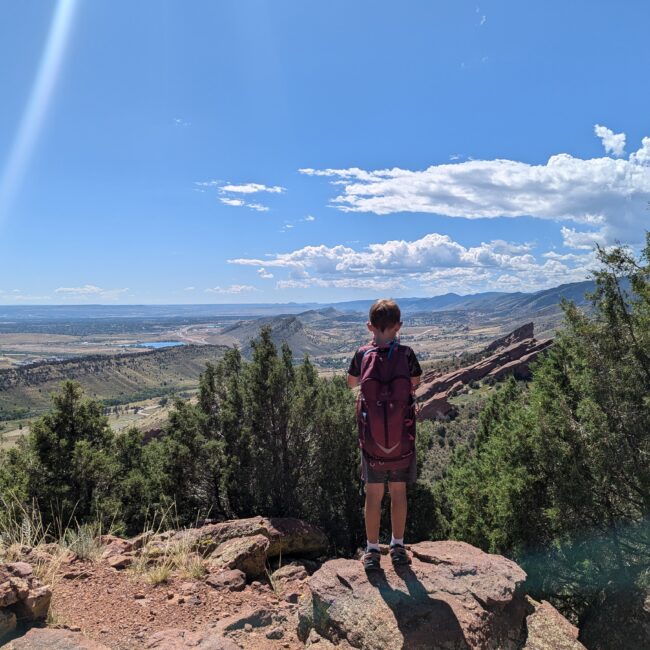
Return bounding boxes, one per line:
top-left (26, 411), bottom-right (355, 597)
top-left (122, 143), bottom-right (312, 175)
top-left (416, 324), bottom-right (553, 421)
top-left (167, 516), bottom-right (328, 559)
top-left (523, 596), bottom-right (586, 649)
top-left (205, 569), bottom-right (247, 592)
top-left (299, 540), bottom-right (529, 649)
top-left (209, 534), bottom-right (270, 578)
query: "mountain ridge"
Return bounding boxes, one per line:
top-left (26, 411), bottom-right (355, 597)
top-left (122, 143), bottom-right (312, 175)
top-left (0, 278), bottom-right (616, 320)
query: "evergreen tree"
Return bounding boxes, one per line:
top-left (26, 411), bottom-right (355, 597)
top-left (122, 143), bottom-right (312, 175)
top-left (442, 232), bottom-right (650, 622)
top-left (25, 380), bottom-right (118, 527)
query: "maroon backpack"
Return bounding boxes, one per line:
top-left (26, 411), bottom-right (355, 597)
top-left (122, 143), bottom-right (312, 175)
top-left (356, 341), bottom-right (416, 471)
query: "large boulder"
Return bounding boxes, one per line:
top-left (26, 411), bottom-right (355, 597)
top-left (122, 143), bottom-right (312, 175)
top-left (165, 516), bottom-right (328, 558)
top-left (299, 541), bottom-right (533, 649)
top-left (209, 534), bottom-right (270, 578)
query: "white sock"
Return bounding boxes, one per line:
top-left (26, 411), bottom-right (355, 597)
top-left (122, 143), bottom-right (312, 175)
top-left (390, 536), bottom-right (404, 547)
top-left (366, 540), bottom-right (380, 552)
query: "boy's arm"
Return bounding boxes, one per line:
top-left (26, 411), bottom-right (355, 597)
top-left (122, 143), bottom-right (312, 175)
top-left (409, 348), bottom-right (422, 389)
top-left (347, 349), bottom-right (361, 389)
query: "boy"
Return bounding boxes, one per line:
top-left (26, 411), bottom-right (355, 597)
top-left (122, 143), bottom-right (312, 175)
top-left (347, 299), bottom-right (422, 570)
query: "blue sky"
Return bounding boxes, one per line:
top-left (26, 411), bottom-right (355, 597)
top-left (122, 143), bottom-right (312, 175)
top-left (1, 0), bottom-right (649, 304)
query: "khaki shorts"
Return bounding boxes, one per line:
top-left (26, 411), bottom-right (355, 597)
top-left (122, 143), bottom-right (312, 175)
top-left (360, 453), bottom-right (417, 484)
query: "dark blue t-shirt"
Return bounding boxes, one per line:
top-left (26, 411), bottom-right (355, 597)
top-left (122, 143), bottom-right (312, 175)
top-left (347, 343), bottom-right (422, 378)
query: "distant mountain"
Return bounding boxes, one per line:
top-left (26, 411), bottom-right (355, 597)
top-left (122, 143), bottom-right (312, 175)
top-left (327, 280), bottom-right (602, 315)
top-left (0, 278), bottom-right (623, 322)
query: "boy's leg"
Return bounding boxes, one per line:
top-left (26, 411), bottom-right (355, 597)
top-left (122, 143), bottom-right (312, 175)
top-left (364, 482), bottom-right (385, 545)
top-left (388, 481), bottom-right (407, 540)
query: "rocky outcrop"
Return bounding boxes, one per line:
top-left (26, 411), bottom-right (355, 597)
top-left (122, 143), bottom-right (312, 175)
top-left (0, 562), bottom-right (52, 643)
top-left (483, 323), bottom-right (534, 353)
top-left (209, 534), bottom-right (271, 577)
top-left (165, 516), bottom-right (328, 560)
top-left (522, 597), bottom-right (585, 649)
top-left (416, 323), bottom-right (553, 420)
top-left (92, 516), bottom-right (327, 585)
top-left (298, 541), bottom-right (582, 650)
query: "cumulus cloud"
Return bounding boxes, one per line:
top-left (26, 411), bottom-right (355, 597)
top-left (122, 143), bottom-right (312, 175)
top-left (205, 284), bottom-right (257, 294)
top-left (229, 232), bottom-right (596, 293)
top-left (257, 268), bottom-right (274, 279)
top-left (560, 226), bottom-right (607, 250)
top-left (300, 127), bottom-right (650, 246)
top-left (54, 285), bottom-right (129, 300)
top-left (594, 124), bottom-right (625, 156)
top-left (276, 277), bottom-right (405, 291)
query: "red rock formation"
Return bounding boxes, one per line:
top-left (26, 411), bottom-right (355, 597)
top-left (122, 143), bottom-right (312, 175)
top-left (298, 540), bottom-right (585, 649)
top-left (416, 323), bottom-right (553, 420)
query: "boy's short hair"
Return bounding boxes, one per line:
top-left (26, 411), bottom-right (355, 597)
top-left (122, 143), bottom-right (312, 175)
top-left (369, 299), bottom-right (401, 332)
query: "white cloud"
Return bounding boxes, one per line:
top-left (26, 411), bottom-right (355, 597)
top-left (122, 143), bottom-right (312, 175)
top-left (174, 118), bottom-right (191, 127)
top-left (196, 179), bottom-right (283, 211)
top-left (219, 197), bottom-right (269, 211)
top-left (229, 231), bottom-right (596, 294)
top-left (299, 127), bottom-right (650, 246)
top-left (183, 286), bottom-right (196, 291)
top-left (560, 226), bottom-right (607, 250)
top-left (195, 180), bottom-right (222, 188)
top-left (257, 268), bottom-right (274, 279)
top-left (630, 137), bottom-right (650, 165)
top-left (205, 284), bottom-right (257, 294)
top-left (480, 15), bottom-right (486, 25)
top-left (220, 183), bottom-right (285, 194)
top-left (276, 277), bottom-right (405, 291)
top-left (247, 203), bottom-right (270, 212)
top-left (220, 198), bottom-right (245, 207)
top-left (54, 285), bottom-right (129, 300)
top-left (304, 215), bottom-right (316, 222)
top-left (594, 124), bottom-right (625, 157)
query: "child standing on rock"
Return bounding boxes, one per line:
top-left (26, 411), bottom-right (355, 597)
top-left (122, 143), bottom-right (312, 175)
top-left (347, 299), bottom-right (422, 571)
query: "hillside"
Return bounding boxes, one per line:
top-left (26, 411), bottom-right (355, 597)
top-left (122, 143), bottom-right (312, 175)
top-left (0, 343), bottom-right (228, 421)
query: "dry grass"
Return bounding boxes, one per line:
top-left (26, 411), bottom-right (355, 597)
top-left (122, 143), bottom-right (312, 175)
top-left (126, 503), bottom-right (214, 585)
top-left (145, 560), bottom-right (174, 585)
top-left (63, 522), bottom-right (106, 562)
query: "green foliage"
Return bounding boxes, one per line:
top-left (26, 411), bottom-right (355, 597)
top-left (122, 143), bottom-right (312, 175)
top-left (167, 327), bottom-right (366, 551)
top-left (441, 232), bottom-right (650, 623)
top-left (22, 380), bottom-right (119, 528)
top-left (0, 325), bottom-right (444, 555)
